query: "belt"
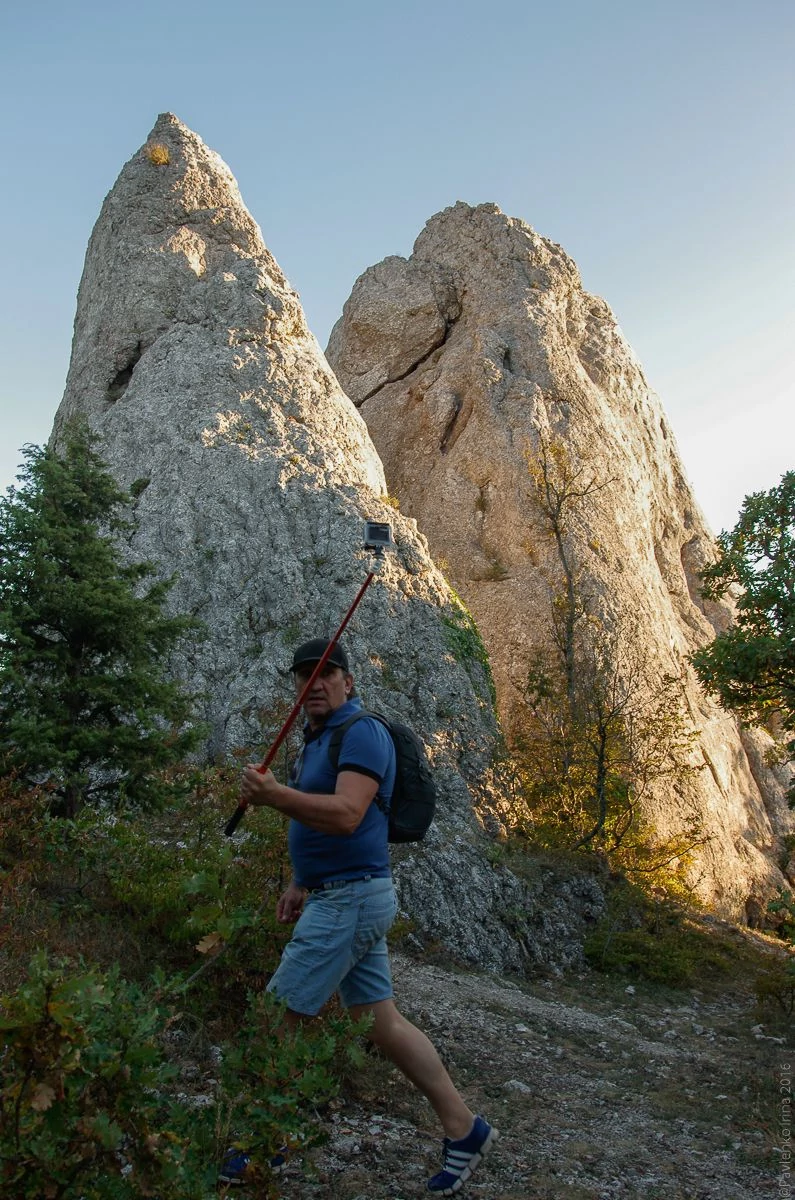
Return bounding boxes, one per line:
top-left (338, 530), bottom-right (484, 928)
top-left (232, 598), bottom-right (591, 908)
top-left (307, 874), bottom-right (375, 893)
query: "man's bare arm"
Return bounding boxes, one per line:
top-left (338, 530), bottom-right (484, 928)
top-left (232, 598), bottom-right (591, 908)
top-left (241, 766), bottom-right (378, 834)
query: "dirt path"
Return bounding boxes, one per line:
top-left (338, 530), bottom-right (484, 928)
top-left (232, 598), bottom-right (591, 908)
top-left (274, 952), bottom-right (788, 1199)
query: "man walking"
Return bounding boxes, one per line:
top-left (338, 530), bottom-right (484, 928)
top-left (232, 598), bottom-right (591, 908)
top-left (232, 637), bottom-right (497, 1195)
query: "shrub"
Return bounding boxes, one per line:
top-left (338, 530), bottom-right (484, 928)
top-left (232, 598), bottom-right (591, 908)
top-left (0, 953), bottom-right (200, 1199)
top-left (755, 890), bottom-right (795, 1016)
top-left (0, 953), bottom-right (369, 1199)
top-left (30, 766), bottom-right (292, 988)
top-left (103, 768), bottom-right (290, 973)
top-left (584, 882), bottom-right (738, 989)
top-left (0, 763), bottom-right (293, 1008)
top-left (754, 959), bottom-right (795, 1016)
top-left (202, 995), bottom-right (370, 1194)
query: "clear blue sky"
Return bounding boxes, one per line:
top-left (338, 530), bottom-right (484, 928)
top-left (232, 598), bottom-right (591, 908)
top-left (1, 0), bottom-right (792, 534)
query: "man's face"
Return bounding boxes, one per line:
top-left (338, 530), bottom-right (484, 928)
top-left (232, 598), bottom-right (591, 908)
top-left (294, 663), bottom-right (353, 727)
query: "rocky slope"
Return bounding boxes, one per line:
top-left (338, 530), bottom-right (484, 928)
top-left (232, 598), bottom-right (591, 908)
top-left (326, 202), bottom-right (793, 920)
top-left (51, 116), bottom-right (603, 974)
top-left (200, 945), bottom-right (784, 1199)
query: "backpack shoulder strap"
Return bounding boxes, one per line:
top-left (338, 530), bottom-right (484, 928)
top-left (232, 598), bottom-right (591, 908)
top-left (328, 710), bottom-right (392, 813)
top-left (328, 710), bottom-right (390, 765)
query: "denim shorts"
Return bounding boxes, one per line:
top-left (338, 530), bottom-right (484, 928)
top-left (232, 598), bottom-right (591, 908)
top-left (267, 876), bottom-right (398, 1017)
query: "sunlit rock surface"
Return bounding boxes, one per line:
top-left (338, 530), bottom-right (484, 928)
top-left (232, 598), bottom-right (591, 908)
top-left (52, 118), bottom-right (605, 971)
top-left (327, 201), bottom-right (793, 918)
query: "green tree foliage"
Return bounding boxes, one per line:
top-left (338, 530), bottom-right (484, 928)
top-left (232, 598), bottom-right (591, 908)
top-left (691, 470), bottom-right (795, 791)
top-left (0, 421), bottom-right (203, 816)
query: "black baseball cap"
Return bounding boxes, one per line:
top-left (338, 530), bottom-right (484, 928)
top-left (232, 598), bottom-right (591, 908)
top-left (291, 638), bottom-right (349, 672)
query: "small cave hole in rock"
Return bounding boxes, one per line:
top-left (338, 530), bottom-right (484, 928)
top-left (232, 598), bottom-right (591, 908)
top-left (107, 343), bottom-right (143, 404)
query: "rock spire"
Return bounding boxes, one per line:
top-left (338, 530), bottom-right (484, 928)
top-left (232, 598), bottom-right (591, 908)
top-left (52, 118), bottom-right (602, 972)
top-left (327, 201), bottom-right (793, 919)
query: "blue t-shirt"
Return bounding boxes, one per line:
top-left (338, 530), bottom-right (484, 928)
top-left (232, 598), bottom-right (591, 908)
top-left (288, 699), bottom-right (396, 889)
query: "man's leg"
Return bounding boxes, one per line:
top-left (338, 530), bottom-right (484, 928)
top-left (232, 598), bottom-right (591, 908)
top-left (348, 998), bottom-right (474, 1140)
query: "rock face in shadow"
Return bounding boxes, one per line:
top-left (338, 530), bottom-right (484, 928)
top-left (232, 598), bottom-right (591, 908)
top-left (52, 118), bottom-right (604, 972)
top-left (327, 201), bottom-right (793, 919)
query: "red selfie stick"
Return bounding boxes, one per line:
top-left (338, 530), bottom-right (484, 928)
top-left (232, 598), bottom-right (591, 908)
top-left (224, 569), bottom-right (377, 837)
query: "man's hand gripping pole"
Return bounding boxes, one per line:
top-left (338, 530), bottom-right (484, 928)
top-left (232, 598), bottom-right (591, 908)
top-left (224, 521), bottom-right (395, 837)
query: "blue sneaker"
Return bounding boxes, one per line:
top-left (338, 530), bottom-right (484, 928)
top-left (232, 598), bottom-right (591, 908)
top-left (269, 1145), bottom-right (288, 1172)
top-left (218, 1147), bottom-right (251, 1185)
top-left (218, 1145), bottom-right (289, 1185)
top-left (427, 1116), bottom-right (498, 1195)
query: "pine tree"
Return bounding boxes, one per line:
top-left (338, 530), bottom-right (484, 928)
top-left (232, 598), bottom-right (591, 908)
top-left (0, 421), bottom-right (204, 816)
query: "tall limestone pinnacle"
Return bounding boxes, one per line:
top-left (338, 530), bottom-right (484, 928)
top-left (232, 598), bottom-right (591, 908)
top-left (327, 201), bottom-right (794, 920)
top-left (52, 116), bottom-right (604, 972)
